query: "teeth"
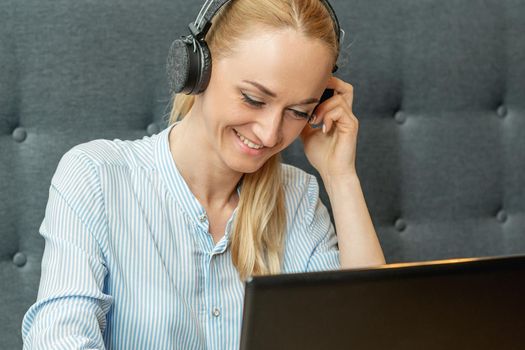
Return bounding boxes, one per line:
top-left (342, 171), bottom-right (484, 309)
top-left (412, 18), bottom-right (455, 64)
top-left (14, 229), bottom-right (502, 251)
top-left (236, 130), bottom-right (263, 150)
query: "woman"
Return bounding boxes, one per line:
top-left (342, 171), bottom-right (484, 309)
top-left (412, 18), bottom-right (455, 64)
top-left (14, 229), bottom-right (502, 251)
top-left (22, 0), bottom-right (385, 348)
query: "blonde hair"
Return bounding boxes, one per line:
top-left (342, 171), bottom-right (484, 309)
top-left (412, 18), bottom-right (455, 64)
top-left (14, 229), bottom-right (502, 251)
top-left (169, 0), bottom-right (339, 280)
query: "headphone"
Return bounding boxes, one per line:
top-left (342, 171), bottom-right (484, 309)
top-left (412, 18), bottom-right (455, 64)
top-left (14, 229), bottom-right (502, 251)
top-left (166, 0), bottom-right (344, 95)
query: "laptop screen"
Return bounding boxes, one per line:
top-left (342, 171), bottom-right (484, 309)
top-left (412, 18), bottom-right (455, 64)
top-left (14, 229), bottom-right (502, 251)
top-left (240, 255), bottom-right (525, 350)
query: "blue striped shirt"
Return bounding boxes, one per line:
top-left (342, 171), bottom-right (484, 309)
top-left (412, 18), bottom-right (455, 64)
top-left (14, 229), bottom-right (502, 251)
top-left (21, 123), bottom-right (340, 349)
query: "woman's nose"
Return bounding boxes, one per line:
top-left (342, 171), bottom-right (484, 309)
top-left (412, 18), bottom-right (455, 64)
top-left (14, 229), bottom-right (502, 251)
top-left (257, 109), bottom-right (283, 148)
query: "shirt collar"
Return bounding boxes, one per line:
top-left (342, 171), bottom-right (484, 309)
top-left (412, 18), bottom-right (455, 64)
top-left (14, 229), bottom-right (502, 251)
top-left (155, 123), bottom-right (205, 225)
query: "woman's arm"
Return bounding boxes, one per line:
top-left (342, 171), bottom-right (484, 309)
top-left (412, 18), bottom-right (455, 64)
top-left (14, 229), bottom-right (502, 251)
top-left (323, 174), bottom-right (385, 269)
top-left (22, 149), bottom-right (111, 349)
top-left (301, 76), bottom-right (385, 269)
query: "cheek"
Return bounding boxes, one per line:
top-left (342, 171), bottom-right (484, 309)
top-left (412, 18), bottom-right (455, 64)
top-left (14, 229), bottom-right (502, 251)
top-left (229, 105), bottom-right (252, 122)
top-left (206, 93), bottom-right (231, 119)
top-left (221, 103), bottom-right (259, 127)
top-left (202, 89), bottom-right (249, 125)
top-left (279, 120), bottom-right (308, 148)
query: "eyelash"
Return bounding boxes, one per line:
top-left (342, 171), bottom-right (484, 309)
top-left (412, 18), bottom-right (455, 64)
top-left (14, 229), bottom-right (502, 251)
top-left (241, 92), bottom-right (311, 120)
top-left (241, 93), bottom-right (264, 108)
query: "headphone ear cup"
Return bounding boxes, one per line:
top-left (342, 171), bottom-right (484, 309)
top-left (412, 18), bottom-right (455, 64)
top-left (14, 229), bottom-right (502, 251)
top-left (166, 38), bottom-right (192, 94)
top-left (167, 37), bottom-right (212, 95)
top-left (194, 40), bottom-right (212, 94)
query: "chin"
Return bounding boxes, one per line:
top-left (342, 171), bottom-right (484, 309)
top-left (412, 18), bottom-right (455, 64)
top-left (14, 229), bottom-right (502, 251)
top-left (223, 151), bottom-right (269, 174)
top-left (227, 159), bottom-right (265, 174)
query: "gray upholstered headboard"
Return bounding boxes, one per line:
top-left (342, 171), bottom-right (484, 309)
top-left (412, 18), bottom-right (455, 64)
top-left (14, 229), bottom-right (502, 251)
top-left (1, 0), bottom-right (524, 347)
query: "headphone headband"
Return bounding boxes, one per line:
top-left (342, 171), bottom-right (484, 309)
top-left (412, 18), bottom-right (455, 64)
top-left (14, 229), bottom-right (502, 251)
top-left (190, 0), bottom-right (344, 47)
top-left (167, 0), bottom-right (344, 95)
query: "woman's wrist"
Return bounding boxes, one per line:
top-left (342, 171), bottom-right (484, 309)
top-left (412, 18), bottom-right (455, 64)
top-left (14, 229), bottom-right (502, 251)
top-left (321, 172), bottom-right (360, 198)
top-left (321, 171), bottom-right (386, 268)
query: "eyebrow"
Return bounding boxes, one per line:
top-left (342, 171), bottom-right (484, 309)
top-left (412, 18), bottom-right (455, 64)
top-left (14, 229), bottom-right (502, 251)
top-left (242, 80), bottom-right (319, 106)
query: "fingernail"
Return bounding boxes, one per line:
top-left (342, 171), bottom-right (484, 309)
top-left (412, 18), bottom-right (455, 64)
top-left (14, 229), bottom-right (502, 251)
top-left (322, 124), bottom-right (326, 134)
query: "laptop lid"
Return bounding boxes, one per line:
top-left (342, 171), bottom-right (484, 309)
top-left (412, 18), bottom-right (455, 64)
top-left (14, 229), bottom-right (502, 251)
top-left (240, 255), bottom-right (525, 350)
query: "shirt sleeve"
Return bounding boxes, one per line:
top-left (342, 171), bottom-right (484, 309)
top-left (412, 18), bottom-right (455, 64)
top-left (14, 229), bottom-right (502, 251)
top-left (21, 148), bottom-right (113, 350)
top-left (305, 175), bottom-right (341, 272)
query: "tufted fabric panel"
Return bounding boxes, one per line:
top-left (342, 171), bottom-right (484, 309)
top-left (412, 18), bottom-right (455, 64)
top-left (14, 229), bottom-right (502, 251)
top-left (345, 0), bottom-right (525, 261)
top-left (286, 0), bottom-right (525, 264)
top-left (1, 0), bottom-right (524, 348)
top-left (0, 0), bottom-right (198, 347)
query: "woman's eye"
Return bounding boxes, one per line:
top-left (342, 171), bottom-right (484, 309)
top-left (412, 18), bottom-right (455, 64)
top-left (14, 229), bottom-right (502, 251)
top-left (241, 93), bottom-right (265, 108)
top-left (289, 109), bottom-right (310, 120)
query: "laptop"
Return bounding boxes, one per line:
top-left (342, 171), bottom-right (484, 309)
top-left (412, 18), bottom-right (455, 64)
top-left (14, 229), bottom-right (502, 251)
top-left (239, 255), bottom-right (525, 350)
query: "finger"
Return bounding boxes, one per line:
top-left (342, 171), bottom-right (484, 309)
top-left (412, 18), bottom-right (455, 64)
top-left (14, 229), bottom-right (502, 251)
top-left (322, 106), bottom-right (359, 134)
top-left (308, 112), bottom-right (325, 128)
top-left (326, 76), bottom-right (354, 96)
top-left (311, 96), bottom-right (353, 130)
top-left (313, 94), bottom-right (350, 119)
top-left (321, 106), bottom-right (344, 134)
top-left (325, 77), bottom-right (354, 109)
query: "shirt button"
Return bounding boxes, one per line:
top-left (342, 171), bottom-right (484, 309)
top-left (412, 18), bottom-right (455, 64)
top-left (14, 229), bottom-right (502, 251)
top-left (212, 307), bottom-right (221, 317)
top-left (199, 214), bottom-right (208, 223)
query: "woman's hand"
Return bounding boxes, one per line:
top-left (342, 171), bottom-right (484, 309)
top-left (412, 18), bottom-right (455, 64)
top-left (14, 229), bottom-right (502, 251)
top-left (301, 76), bottom-right (386, 268)
top-left (300, 76), bottom-right (358, 182)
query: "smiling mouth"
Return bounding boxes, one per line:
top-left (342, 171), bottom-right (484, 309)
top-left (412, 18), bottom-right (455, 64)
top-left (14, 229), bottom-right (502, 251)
top-left (234, 129), bottom-right (264, 150)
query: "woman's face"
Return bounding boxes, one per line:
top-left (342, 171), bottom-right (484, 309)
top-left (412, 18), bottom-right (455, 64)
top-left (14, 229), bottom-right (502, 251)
top-left (197, 26), bottom-right (334, 174)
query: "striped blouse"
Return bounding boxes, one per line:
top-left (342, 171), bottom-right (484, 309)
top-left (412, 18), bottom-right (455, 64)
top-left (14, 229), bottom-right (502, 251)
top-left (21, 123), bottom-right (340, 350)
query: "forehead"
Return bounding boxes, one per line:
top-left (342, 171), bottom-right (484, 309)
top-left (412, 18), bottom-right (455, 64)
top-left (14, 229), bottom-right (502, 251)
top-left (213, 27), bottom-right (333, 97)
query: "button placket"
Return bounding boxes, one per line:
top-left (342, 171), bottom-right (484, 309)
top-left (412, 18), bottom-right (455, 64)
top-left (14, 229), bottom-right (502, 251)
top-left (208, 255), bottom-right (221, 321)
